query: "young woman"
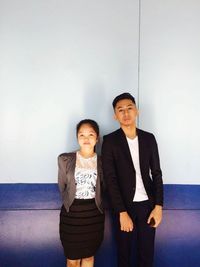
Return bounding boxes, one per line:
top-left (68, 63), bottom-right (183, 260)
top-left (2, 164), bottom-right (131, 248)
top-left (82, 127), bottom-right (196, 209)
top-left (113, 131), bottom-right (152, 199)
top-left (58, 119), bottom-right (104, 267)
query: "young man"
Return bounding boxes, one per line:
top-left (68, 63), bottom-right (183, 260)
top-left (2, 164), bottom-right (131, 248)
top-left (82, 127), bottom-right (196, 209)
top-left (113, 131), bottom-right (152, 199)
top-left (102, 92), bottom-right (163, 267)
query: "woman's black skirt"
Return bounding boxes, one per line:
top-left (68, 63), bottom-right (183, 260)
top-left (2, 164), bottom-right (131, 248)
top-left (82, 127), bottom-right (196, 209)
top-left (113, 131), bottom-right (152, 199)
top-left (59, 199), bottom-right (104, 260)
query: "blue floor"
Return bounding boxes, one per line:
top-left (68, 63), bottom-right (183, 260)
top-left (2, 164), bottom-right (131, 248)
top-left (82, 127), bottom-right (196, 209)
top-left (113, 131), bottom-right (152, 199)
top-left (0, 184), bottom-right (200, 267)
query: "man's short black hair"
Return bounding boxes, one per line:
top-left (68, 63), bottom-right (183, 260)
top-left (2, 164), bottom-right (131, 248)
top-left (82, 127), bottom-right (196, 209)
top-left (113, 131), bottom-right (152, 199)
top-left (112, 92), bottom-right (136, 109)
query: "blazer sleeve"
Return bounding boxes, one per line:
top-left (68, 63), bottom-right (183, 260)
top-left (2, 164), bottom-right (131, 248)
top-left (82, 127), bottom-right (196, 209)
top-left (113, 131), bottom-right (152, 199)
top-left (57, 155), bottom-right (66, 199)
top-left (101, 136), bottom-right (126, 213)
top-left (150, 134), bottom-right (164, 206)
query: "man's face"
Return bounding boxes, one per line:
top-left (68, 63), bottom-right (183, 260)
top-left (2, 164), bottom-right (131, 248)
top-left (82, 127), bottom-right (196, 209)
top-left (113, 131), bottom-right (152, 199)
top-left (114, 99), bottom-right (138, 127)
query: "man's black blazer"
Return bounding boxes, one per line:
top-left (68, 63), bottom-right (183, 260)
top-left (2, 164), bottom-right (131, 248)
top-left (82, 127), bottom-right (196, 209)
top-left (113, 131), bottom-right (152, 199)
top-left (101, 128), bottom-right (163, 213)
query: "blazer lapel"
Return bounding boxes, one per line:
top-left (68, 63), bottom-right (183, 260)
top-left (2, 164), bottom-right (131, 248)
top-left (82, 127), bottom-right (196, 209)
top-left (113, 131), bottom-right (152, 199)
top-left (137, 129), bottom-right (146, 178)
top-left (117, 128), bottom-right (135, 168)
top-left (65, 153), bottom-right (76, 184)
top-left (117, 128), bottom-right (147, 176)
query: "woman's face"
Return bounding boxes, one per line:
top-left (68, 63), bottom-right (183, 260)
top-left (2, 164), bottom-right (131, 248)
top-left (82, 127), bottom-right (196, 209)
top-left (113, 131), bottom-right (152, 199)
top-left (77, 123), bottom-right (98, 151)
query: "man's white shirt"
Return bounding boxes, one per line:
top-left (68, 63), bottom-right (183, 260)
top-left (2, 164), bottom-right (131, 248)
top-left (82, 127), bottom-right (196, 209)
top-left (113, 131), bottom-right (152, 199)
top-left (126, 136), bottom-right (149, 202)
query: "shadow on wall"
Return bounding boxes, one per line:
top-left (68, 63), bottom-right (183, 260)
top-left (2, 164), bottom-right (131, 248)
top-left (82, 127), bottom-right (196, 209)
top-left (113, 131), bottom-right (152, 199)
top-left (82, 83), bottom-right (121, 135)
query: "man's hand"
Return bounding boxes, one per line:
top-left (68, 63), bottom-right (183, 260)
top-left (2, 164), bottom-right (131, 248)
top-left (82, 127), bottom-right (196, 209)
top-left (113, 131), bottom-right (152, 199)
top-left (147, 205), bottom-right (163, 228)
top-left (119, 211), bottom-right (134, 232)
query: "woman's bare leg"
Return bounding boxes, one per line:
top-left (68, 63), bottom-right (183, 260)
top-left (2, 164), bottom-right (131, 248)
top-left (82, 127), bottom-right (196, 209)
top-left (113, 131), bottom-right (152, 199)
top-left (67, 259), bottom-right (81, 267)
top-left (81, 256), bottom-right (94, 267)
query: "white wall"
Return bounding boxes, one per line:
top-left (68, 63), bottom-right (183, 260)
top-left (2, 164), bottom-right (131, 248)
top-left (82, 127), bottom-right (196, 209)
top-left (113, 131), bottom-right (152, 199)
top-left (1, 0), bottom-right (200, 184)
top-left (139, 0), bottom-right (200, 184)
top-left (0, 0), bottom-right (139, 182)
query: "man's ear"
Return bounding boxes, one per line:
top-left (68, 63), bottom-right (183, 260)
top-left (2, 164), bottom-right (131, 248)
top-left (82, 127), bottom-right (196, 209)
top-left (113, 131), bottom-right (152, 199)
top-left (113, 113), bottom-right (117, 121)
